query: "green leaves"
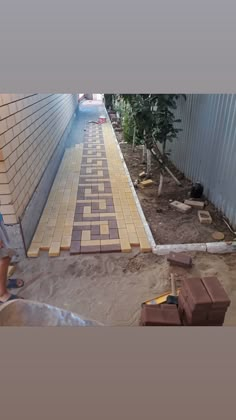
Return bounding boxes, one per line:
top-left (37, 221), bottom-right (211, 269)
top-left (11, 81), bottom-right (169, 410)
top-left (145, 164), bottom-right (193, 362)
top-left (111, 94), bottom-right (185, 157)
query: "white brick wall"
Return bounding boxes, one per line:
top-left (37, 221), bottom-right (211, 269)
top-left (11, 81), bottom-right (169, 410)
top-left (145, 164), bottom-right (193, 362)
top-left (0, 94), bottom-right (77, 223)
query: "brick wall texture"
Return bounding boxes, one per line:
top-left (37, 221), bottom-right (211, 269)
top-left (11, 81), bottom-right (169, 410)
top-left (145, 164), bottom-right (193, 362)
top-left (0, 94), bottom-right (77, 224)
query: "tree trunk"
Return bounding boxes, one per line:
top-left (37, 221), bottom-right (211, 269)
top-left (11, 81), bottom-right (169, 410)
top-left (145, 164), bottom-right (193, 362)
top-left (158, 173), bottom-right (164, 196)
top-left (142, 144), bottom-right (147, 164)
top-left (132, 125), bottom-right (136, 152)
top-left (162, 139), bottom-right (166, 158)
top-left (146, 149), bottom-right (152, 176)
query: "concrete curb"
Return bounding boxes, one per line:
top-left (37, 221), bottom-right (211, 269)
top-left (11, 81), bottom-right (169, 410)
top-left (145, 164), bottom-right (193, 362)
top-left (153, 243), bottom-right (207, 255)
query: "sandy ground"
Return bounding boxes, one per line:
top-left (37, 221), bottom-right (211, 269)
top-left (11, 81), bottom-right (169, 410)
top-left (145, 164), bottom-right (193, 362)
top-left (12, 250), bottom-right (236, 326)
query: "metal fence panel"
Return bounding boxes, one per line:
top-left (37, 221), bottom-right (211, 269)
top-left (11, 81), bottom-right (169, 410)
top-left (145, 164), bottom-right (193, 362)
top-left (165, 94), bottom-right (236, 228)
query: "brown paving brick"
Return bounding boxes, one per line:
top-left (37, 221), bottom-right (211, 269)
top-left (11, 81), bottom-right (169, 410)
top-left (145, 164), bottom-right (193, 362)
top-left (101, 244), bottom-right (121, 253)
top-left (167, 252), bottom-right (192, 268)
top-left (74, 214), bottom-right (84, 222)
top-left (91, 203), bottom-right (100, 210)
top-left (80, 245), bottom-right (101, 254)
top-left (100, 216), bottom-right (116, 221)
top-left (106, 206), bottom-right (115, 212)
top-left (91, 234), bottom-right (110, 241)
top-left (180, 277), bottom-right (212, 311)
top-left (108, 220), bottom-right (118, 229)
top-left (71, 230), bottom-right (82, 241)
top-left (109, 229), bottom-right (119, 239)
top-left (140, 305), bottom-right (181, 326)
top-left (208, 310), bottom-right (226, 323)
top-left (91, 225), bottom-right (100, 235)
top-left (83, 216), bottom-right (100, 222)
top-left (70, 241), bottom-right (81, 255)
top-left (75, 205), bottom-right (86, 214)
top-left (73, 224), bottom-right (91, 231)
top-left (201, 277), bottom-right (231, 309)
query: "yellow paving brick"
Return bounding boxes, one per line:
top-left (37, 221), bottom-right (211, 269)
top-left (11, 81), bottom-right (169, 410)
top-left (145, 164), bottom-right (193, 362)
top-left (68, 204), bottom-right (76, 211)
top-left (123, 208), bottom-right (132, 216)
top-left (131, 212), bottom-right (140, 219)
top-left (49, 242), bottom-right (61, 257)
top-left (126, 224), bottom-right (136, 233)
top-left (40, 237), bottom-right (53, 251)
top-left (57, 215), bottom-right (66, 222)
top-left (81, 240), bottom-right (100, 246)
top-left (118, 228), bottom-right (129, 239)
top-left (115, 213), bottom-right (124, 220)
top-left (100, 224), bottom-right (109, 235)
top-left (53, 231), bottom-right (63, 242)
top-left (61, 236), bottom-right (72, 250)
top-left (63, 226), bottom-right (73, 236)
top-left (124, 216), bottom-right (133, 224)
top-left (66, 211), bottom-right (75, 218)
top-left (99, 202), bottom-right (107, 210)
top-left (45, 226), bottom-right (55, 235)
top-left (101, 239), bottom-right (120, 246)
top-left (81, 230), bottom-right (91, 241)
top-left (83, 206), bottom-right (91, 214)
top-left (47, 219), bottom-right (57, 227)
top-left (32, 231), bottom-right (44, 242)
top-left (134, 220), bottom-right (144, 227)
top-left (139, 237), bottom-right (152, 252)
top-left (27, 245), bottom-right (40, 258)
top-left (114, 206), bottom-right (122, 212)
top-left (58, 207), bottom-right (68, 215)
top-left (120, 238), bottom-right (132, 253)
top-left (55, 221), bottom-right (64, 230)
top-left (65, 219), bottom-right (74, 227)
top-left (98, 184), bottom-right (104, 192)
top-left (128, 232), bottom-right (140, 246)
top-left (136, 227), bottom-right (147, 238)
top-left (74, 221), bottom-right (91, 227)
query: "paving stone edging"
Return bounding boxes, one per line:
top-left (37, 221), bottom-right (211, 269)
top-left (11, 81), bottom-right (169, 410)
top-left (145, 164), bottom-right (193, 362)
top-left (104, 106), bottom-right (236, 255)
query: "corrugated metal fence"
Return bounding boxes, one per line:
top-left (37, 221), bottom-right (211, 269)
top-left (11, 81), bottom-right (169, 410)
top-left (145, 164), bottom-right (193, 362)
top-left (165, 94), bottom-right (236, 228)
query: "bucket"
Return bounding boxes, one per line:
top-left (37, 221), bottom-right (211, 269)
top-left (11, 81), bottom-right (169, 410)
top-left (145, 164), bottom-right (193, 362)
top-left (98, 115), bottom-right (106, 124)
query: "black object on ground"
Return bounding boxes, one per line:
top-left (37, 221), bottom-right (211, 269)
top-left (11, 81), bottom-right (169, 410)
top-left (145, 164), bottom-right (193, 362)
top-left (191, 182), bottom-right (204, 199)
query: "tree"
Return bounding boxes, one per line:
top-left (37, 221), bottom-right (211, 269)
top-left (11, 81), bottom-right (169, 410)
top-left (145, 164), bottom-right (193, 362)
top-left (104, 94), bottom-right (114, 110)
top-left (119, 94), bottom-right (185, 157)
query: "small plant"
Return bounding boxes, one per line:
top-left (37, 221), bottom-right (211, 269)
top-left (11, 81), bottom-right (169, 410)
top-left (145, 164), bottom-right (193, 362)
top-left (122, 108), bottom-right (135, 144)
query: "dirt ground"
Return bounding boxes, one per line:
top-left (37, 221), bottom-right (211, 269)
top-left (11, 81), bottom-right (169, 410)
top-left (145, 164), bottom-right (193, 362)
top-left (119, 142), bottom-right (235, 245)
top-left (12, 250), bottom-right (236, 326)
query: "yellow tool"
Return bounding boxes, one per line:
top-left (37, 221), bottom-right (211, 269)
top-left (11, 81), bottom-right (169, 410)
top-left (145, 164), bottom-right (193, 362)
top-left (7, 265), bottom-right (15, 278)
top-left (143, 288), bottom-right (180, 306)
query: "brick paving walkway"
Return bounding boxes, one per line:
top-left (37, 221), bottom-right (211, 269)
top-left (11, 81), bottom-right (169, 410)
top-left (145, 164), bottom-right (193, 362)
top-left (27, 102), bottom-right (152, 257)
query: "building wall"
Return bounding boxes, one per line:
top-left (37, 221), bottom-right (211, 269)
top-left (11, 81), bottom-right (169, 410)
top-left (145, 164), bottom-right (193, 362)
top-left (0, 94), bottom-right (77, 224)
top-left (165, 94), bottom-right (236, 228)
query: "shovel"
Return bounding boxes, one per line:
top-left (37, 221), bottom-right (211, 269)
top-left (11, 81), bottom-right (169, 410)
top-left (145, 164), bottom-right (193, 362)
top-left (166, 274), bottom-right (178, 305)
